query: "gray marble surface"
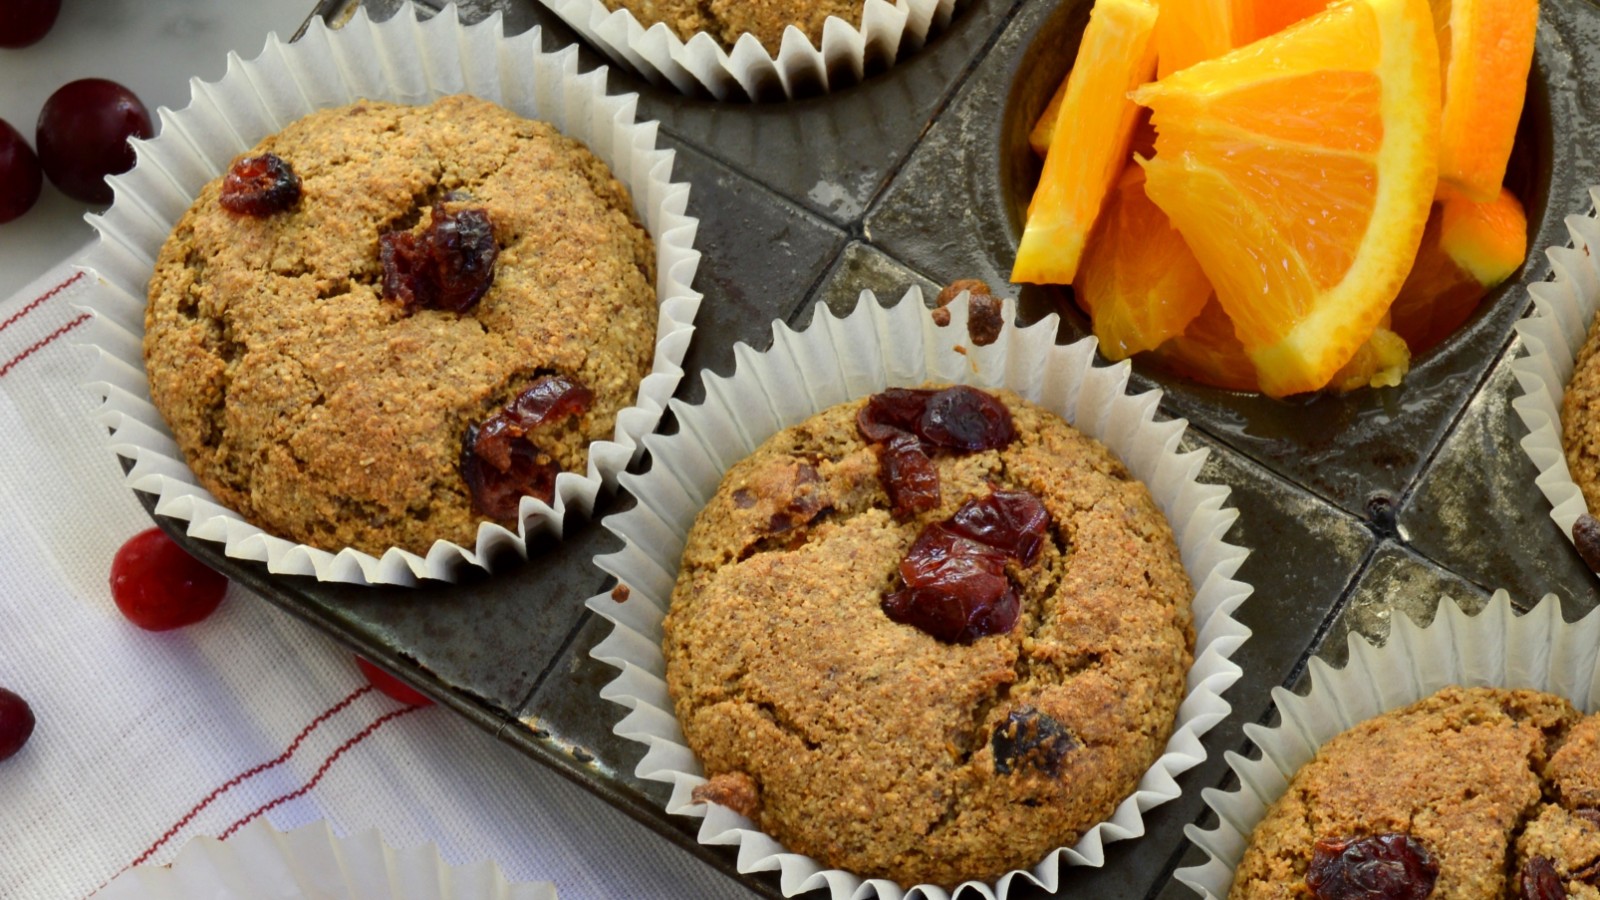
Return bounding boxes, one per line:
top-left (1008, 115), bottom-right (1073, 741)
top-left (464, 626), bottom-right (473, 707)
top-left (0, 0), bottom-right (312, 300)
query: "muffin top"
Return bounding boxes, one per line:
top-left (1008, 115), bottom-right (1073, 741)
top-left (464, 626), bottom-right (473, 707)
top-left (143, 95), bottom-right (657, 555)
top-left (1229, 686), bottom-right (1599, 899)
top-left (662, 385), bottom-right (1195, 887)
top-left (1561, 315), bottom-right (1600, 518)
top-left (599, 0), bottom-right (866, 51)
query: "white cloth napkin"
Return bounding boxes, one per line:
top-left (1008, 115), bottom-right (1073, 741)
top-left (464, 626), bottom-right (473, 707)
top-left (0, 261), bottom-right (748, 899)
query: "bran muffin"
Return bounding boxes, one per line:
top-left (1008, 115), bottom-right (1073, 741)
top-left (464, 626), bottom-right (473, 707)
top-left (1561, 317), bottom-right (1600, 524)
top-left (600, 0), bottom-right (864, 51)
top-left (1229, 686), bottom-right (1600, 899)
top-left (143, 95), bottom-right (657, 556)
top-left (662, 385), bottom-right (1195, 888)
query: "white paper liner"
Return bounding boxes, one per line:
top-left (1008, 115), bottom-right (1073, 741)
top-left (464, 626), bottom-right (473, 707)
top-left (540, 0), bottom-right (957, 101)
top-left (584, 290), bottom-right (1254, 899)
top-left (1176, 591), bottom-right (1600, 899)
top-left (74, 5), bottom-right (703, 586)
top-left (1512, 188), bottom-right (1600, 561)
top-left (94, 818), bottom-right (557, 899)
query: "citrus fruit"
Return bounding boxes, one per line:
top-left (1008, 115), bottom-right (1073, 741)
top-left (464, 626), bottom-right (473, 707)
top-left (1013, 0), bottom-right (1158, 285)
top-left (1433, 0), bottom-right (1539, 202)
top-left (1150, 297), bottom-right (1261, 392)
top-left (1132, 0), bottom-right (1441, 397)
top-left (1074, 165), bottom-right (1212, 359)
top-left (1154, 0), bottom-right (1244, 79)
top-left (1239, 0), bottom-right (1332, 42)
top-left (1388, 186), bottom-right (1527, 353)
top-left (1326, 325), bottom-right (1411, 392)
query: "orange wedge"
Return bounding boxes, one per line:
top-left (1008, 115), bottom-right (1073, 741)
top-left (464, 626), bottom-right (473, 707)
top-left (1132, 0), bottom-right (1441, 397)
top-left (1150, 297), bottom-right (1261, 392)
top-left (1155, 0), bottom-right (1244, 79)
top-left (1434, 0), bottom-right (1539, 202)
top-left (1389, 186), bottom-right (1527, 353)
top-left (1239, 0), bottom-right (1332, 42)
top-left (1074, 165), bottom-right (1212, 359)
top-left (1013, 0), bottom-right (1158, 285)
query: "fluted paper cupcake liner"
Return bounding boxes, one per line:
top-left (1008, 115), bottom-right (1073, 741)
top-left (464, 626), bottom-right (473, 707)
top-left (76, 5), bottom-right (702, 586)
top-left (94, 818), bottom-right (557, 899)
top-left (1512, 190), bottom-right (1600, 566)
top-left (1175, 591), bottom-right (1600, 898)
top-left (541, 0), bottom-right (957, 101)
top-left (585, 290), bottom-right (1253, 899)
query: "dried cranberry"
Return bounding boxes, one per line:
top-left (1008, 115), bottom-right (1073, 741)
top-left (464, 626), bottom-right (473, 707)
top-left (1574, 514), bottom-right (1600, 574)
top-left (219, 153), bottom-right (300, 217)
top-left (460, 375), bottom-right (592, 520)
top-left (946, 490), bottom-right (1049, 565)
top-left (882, 492), bottom-right (1050, 644)
top-left (0, 687), bottom-right (34, 762)
top-left (879, 433), bottom-right (940, 517)
top-left (919, 386), bottom-right (1015, 452)
top-left (110, 527), bottom-right (229, 631)
top-left (857, 388), bottom-right (936, 443)
top-left (1521, 856), bottom-right (1565, 900)
top-left (381, 205), bottom-right (498, 313)
top-left (1306, 834), bottom-right (1438, 900)
top-left (991, 706), bottom-right (1077, 776)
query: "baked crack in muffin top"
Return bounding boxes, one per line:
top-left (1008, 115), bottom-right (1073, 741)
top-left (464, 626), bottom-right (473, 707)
top-left (662, 385), bottom-right (1195, 887)
top-left (1230, 686), bottom-right (1600, 899)
top-left (143, 95), bottom-right (657, 555)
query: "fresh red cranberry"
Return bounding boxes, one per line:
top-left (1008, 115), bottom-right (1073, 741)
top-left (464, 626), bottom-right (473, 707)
top-left (882, 492), bottom-right (1049, 644)
top-left (219, 153), bottom-right (300, 217)
top-left (0, 118), bottom-right (42, 223)
top-left (381, 205), bottom-right (498, 313)
top-left (0, 687), bottom-right (34, 761)
top-left (1521, 856), bottom-right (1564, 900)
top-left (110, 527), bottom-right (228, 631)
top-left (355, 657), bottom-right (433, 707)
top-left (1306, 834), bottom-right (1439, 900)
top-left (461, 375), bottom-right (593, 520)
top-left (36, 78), bottom-right (153, 204)
top-left (0, 0), bottom-right (61, 48)
top-left (991, 706), bottom-right (1077, 776)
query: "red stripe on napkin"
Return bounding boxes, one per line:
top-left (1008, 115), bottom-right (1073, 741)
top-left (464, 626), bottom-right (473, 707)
top-left (0, 312), bottom-right (91, 379)
top-left (125, 684), bottom-right (378, 869)
top-left (0, 271), bottom-right (83, 336)
top-left (217, 703), bottom-right (428, 840)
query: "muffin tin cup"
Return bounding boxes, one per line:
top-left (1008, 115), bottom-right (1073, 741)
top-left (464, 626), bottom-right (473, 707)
top-left (1175, 591), bottom-right (1600, 899)
top-left (98, 819), bottom-right (555, 900)
top-left (539, 0), bottom-right (955, 101)
top-left (75, 5), bottom-right (703, 586)
top-left (585, 290), bottom-right (1254, 899)
top-left (1512, 188), bottom-right (1600, 565)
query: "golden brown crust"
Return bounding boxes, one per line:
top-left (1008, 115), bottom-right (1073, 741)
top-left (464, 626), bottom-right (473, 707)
top-left (1229, 687), bottom-right (1586, 899)
top-left (599, 0), bottom-right (866, 51)
top-left (144, 95), bottom-right (657, 555)
top-left (662, 387), bottom-right (1194, 887)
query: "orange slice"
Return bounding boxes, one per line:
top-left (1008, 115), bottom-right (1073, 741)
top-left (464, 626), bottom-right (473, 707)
top-left (1013, 0), bottom-right (1158, 285)
top-left (1074, 165), bottom-right (1212, 359)
top-left (1154, 0), bottom-right (1244, 79)
top-left (1239, 0), bottom-right (1332, 42)
top-left (1150, 297), bottom-right (1261, 392)
top-left (1132, 0), bottom-right (1441, 397)
top-left (1388, 186), bottom-right (1527, 353)
top-left (1434, 0), bottom-right (1539, 202)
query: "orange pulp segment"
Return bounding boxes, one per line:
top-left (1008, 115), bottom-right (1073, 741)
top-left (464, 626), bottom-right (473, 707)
top-left (1434, 0), bottom-right (1539, 202)
top-left (1327, 325), bottom-right (1411, 392)
top-left (1132, 0), bottom-right (1441, 397)
top-left (1238, 0), bottom-right (1332, 42)
top-left (1155, 0), bottom-right (1243, 79)
top-left (1388, 186), bottom-right (1527, 353)
top-left (1150, 297), bottom-right (1261, 392)
top-left (1074, 165), bottom-right (1212, 359)
top-left (1012, 0), bottom-right (1158, 285)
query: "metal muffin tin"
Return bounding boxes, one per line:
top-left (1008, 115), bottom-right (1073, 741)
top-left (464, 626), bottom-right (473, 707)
top-left (142, 0), bottom-right (1600, 896)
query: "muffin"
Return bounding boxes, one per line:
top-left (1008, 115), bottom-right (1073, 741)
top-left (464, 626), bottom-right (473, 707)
top-left (662, 383), bottom-right (1195, 887)
top-left (142, 94), bottom-right (657, 556)
top-left (1229, 686), bottom-right (1600, 898)
top-left (600, 0), bottom-right (866, 51)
